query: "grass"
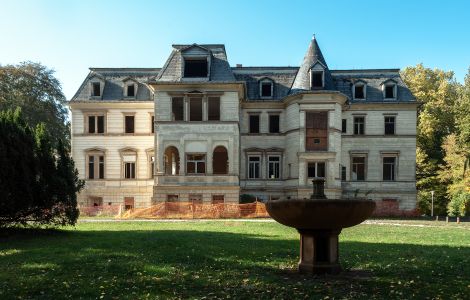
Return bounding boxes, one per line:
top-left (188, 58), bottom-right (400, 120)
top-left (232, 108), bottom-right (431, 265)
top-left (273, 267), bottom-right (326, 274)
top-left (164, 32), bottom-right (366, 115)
top-left (0, 220), bottom-right (469, 299)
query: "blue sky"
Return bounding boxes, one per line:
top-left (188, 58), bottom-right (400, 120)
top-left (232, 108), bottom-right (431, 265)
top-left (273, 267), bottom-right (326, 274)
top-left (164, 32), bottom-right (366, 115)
top-left (1, 0), bottom-right (469, 99)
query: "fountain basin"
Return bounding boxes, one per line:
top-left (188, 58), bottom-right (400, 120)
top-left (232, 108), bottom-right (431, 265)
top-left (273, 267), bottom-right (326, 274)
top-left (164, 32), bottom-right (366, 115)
top-left (266, 198), bottom-right (376, 274)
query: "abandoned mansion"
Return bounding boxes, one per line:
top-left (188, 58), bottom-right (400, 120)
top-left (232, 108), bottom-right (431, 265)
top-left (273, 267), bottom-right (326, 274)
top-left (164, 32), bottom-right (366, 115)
top-left (69, 37), bottom-right (418, 213)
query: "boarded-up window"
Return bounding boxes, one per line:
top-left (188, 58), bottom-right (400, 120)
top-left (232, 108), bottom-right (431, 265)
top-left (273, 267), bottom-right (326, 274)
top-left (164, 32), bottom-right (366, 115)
top-left (269, 115), bottom-right (280, 133)
top-left (184, 59), bottom-right (208, 77)
top-left (125, 115), bottom-right (135, 133)
top-left (212, 195), bottom-right (224, 204)
top-left (306, 112), bottom-right (328, 151)
top-left (189, 98), bottom-right (203, 121)
top-left (124, 197), bottom-right (134, 210)
top-left (208, 97), bottom-right (220, 121)
top-left (249, 115), bottom-right (260, 133)
top-left (172, 97), bottom-right (184, 121)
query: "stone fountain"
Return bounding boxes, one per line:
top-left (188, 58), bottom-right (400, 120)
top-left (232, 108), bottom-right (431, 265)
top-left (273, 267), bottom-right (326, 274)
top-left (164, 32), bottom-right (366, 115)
top-left (266, 179), bottom-right (376, 274)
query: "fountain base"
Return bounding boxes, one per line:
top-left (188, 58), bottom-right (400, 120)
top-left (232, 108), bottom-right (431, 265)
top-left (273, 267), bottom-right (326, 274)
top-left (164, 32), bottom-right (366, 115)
top-left (298, 229), bottom-right (342, 274)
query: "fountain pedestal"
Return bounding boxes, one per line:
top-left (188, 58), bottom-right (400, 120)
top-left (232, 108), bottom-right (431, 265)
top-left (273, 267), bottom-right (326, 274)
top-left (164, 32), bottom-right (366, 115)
top-left (298, 229), bottom-right (342, 274)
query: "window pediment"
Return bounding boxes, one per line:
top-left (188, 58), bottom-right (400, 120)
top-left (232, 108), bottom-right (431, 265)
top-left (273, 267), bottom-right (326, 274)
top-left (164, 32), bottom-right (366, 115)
top-left (122, 77), bottom-right (139, 98)
top-left (89, 74), bottom-right (105, 99)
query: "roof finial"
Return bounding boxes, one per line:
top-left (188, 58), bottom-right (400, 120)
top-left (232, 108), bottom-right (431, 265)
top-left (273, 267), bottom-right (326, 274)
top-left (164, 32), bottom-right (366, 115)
top-left (312, 33), bottom-right (316, 40)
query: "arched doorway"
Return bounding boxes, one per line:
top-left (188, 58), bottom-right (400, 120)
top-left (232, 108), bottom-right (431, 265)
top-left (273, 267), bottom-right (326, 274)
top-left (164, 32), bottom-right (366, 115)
top-left (213, 146), bottom-right (228, 174)
top-left (164, 146), bottom-right (180, 175)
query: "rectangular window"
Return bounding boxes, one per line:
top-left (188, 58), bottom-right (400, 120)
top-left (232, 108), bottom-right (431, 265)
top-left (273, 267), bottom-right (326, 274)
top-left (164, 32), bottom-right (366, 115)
top-left (307, 162), bottom-right (326, 178)
top-left (354, 85), bottom-right (365, 99)
top-left (127, 84), bottom-right (135, 97)
top-left (149, 155), bottom-right (155, 178)
top-left (306, 111), bottom-right (328, 151)
top-left (212, 195), bottom-right (225, 204)
top-left (383, 157), bottom-right (396, 181)
top-left (167, 194), bottom-right (179, 202)
top-left (384, 116), bottom-right (395, 135)
top-left (88, 115), bottom-right (105, 134)
top-left (208, 97), bottom-right (220, 121)
top-left (248, 156), bottom-right (261, 179)
top-left (341, 165), bottom-right (346, 181)
top-left (311, 71), bottom-right (323, 88)
top-left (92, 82), bottom-right (100, 96)
top-left (189, 194), bottom-right (203, 204)
top-left (186, 154), bottom-right (206, 174)
top-left (268, 156), bottom-right (280, 179)
top-left (151, 116), bottom-right (155, 133)
top-left (189, 98), bottom-right (203, 121)
top-left (385, 85), bottom-right (395, 99)
top-left (98, 156), bottom-right (104, 179)
top-left (172, 97), bottom-right (184, 121)
top-left (354, 116), bottom-right (365, 135)
top-left (124, 197), bottom-right (134, 210)
top-left (88, 155), bottom-right (95, 179)
top-left (125, 115), bottom-right (135, 133)
top-left (261, 82), bottom-right (272, 97)
top-left (352, 157), bottom-right (366, 181)
top-left (124, 162), bottom-right (136, 179)
top-left (269, 115), bottom-right (280, 133)
top-left (249, 115), bottom-right (260, 133)
top-left (184, 59), bottom-right (208, 77)
top-left (342, 119), bottom-right (347, 133)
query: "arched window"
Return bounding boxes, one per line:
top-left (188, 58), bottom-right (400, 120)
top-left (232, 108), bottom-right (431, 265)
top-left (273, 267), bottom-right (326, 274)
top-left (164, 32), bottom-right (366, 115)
top-left (164, 146), bottom-right (180, 175)
top-left (213, 146), bottom-right (228, 174)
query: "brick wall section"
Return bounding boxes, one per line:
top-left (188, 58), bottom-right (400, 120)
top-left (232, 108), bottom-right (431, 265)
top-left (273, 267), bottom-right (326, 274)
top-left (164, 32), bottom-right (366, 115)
top-left (372, 199), bottom-right (419, 217)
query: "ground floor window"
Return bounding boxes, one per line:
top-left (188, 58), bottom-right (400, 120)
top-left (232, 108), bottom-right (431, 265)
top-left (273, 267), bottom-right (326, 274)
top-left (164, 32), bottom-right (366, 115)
top-left (383, 157), bottom-right (397, 181)
top-left (212, 195), bottom-right (225, 204)
top-left (189, 194), bottom-right (203, 204)
top-left (167, 194), bottom-right (179, 202)
top-left (124, 197), bottom-right (134, 210)
top-left (248, 156), bottom-right (261, 179)
top-left (307, 162), bottom-right (326, 178)
top-left (186, 154), bottom-right (206, 174)
top-left (88, 196), bottom-right (103, 207)
top-left (351, 156), bottom-right (366, 181)
top-left (268, 156), bottom-right (281, 179)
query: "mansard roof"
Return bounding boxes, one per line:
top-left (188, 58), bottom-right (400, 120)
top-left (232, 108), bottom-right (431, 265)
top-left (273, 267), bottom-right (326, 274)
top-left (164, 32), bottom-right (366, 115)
top-left (71, 68), bottom-right (160, 101)
top-left (154, 44), bottom-right (236, 82)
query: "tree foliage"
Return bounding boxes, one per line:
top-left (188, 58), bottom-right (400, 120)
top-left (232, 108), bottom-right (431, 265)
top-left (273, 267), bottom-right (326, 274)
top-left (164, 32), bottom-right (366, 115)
top-left (0, 109), bottom-right (83, 227)
top-left (402, 64), bottom-right (470, 215)
top-left (0, 62), bottom-right (69, 146)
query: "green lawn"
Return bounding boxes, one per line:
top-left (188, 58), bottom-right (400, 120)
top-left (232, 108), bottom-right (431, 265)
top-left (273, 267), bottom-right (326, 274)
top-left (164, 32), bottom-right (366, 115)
top-left (1, 221), bottom-right (469, 299)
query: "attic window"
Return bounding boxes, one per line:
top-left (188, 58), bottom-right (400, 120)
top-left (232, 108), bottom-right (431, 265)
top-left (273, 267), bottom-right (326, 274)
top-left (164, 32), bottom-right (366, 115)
top-left (127, 84), bottom-right (135, 97)
top-left (92, 82), bottom-right (101, 96)
top-left (311, 71), bottom-right (323, 88)
top-left (184, 58), bottom-right (208, 77)
top-left (260, 80), bottom-right (273, 98)
top-left (354, 84), bottom-right (365, 99)
top-left (385, 84), bottom-right (396, 99)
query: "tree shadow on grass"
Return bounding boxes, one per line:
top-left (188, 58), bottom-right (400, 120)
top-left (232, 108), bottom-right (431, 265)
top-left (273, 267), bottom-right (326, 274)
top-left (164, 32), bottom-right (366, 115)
top-left (0, 228), bottom-right (469, 299)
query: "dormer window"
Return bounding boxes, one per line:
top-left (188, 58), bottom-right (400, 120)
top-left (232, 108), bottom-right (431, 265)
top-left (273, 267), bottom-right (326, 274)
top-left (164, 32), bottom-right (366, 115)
top-left (259, 79), bottom-right (274, 99)
top-left (353, 82), bottom-right (366, 100)
top-left (92, 82), bottom-right (100, 97)
top-left (184, 58), bottom-right (208, 77)
top-left (382, 80), bottom-right (397, 100)
top-left (311, 71), bottom-right (324, 88)
top-left (127, 84), bottom-right (135, 97)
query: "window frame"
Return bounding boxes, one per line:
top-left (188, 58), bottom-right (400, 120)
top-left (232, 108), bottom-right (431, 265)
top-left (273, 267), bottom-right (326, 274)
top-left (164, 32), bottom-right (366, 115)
top-left (183, 57), bottom-right (209, 78)
top-left (307, 161), bottom-right (326, 179)
top-left (186, 153), bottom-right (206, 175)
top-left (86, 149), bottom-right (106, 180)
top-left (189, 97), bottom-right (203, 122)
top-left (171, 97), bottom-right (184, 121)
top-left (85, 113), bottom-right (106, 134)
top-left (351, 155), bottom-right (367, 181)
top-left (267, 155), bottom-right (281, 180)
top-left (249, 113), bottom-right (260, 134)
top-left (382, 156), bottom-right (397, 181)
top-left (123, 113), bottom-right (135, 134)
top-left (341, 118), bottom-right (347, 134)
top-left (247, 155), bottom-right (262, 179)
top-left (383, 83), bottom-right (397, 100)
top-left (120, 149), bottom-right (137, 180)
top-left (207, 96), bottom-right (221, 121)
top-left (259, 79), bottom-right (274, 99)
top-left (310, 70), bottom-right (324, 88)
top-left (353, 116), bottom-right (365, 135)
top-left (268, 114), bottom-right (280, 133)
top-left (91, 82), bottom-right (101, 97)
top-left (384, 116), bottom-right (396, 135)
top-left (353, 82), bottom-right (366, 100)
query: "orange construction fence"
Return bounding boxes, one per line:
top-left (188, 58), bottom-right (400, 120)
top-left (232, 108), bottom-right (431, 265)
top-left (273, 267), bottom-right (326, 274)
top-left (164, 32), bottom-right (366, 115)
top-left (111, 201), bottom-right (270, 219)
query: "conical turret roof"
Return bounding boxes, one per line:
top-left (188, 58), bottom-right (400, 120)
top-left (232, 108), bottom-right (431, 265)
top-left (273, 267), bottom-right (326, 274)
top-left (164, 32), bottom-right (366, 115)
top-left (290, 36), bottom-right (334, 93)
